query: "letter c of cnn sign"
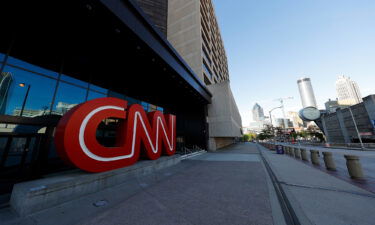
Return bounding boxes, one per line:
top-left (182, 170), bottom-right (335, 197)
top-left (54, 97), bottom-right (176, 172)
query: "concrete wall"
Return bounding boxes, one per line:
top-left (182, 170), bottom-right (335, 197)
top-left (317, 94), bottom-right (375, 144)
top-left (167, 0), bottom-right (203, 81)
top-left (207, 81), bottom-right (242, 150)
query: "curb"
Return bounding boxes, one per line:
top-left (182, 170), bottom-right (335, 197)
top-left (257, 144), bottom-right (313, 225)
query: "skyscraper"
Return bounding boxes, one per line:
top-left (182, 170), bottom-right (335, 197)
top-left (335, 75), bottom-right (362, 106)
top-left (252, 103), bottom-right (265, 121)
top-left (167, 0), bottom-right (229, 85)
top-left (297, 77), bottom-right (318, 108)
top-left (137, 0), bottom-right (242, 150)
top-left (0, 72), bottom-right (13, 114)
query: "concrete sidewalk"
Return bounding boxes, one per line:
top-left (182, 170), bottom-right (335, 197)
top-left (259, 143), bottom-right (375, 225)
top-left (1, 143), bottom-right (284, 225)
top-left (282, 143), bottom-right (375, 193)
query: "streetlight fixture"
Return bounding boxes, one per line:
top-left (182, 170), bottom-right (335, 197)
top-left (269, 106), bottom-right (282, 144)
top-left (269, 106), bottom-right (282, 127)
top-left (19, 83), bottom-right (31, 117)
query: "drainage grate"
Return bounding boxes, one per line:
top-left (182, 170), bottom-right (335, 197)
top-left (93, 200), bottom-right (108, 207)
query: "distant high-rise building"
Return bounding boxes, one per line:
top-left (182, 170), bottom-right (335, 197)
top-left (252, 103), bottom-right (265, 121)
top-left (287, 111), bottom-right (304, 130)
top-left (275, 118), bottom-right (293, 129)
top-left (297, 77), bottom-right (318, 108)
top-left (0, 72), bottom-right (13, 114)
top-left (325, 98), bottom-right (340, 113)
top-left (335, 75), bottom-right (362, 106)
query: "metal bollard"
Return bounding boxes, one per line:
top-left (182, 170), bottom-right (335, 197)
top-left (294, 148), bottom-right (301, 159)
top-left (310, 150), bottom-right (320, 165)
top-left (322, 152), bottom-right (336, 170)
top-left (344, 155), bottom-right (364, 179)
top-left (300, 149), bottom-right (308, 161)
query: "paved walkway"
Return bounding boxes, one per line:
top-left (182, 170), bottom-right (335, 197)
top-left (2, 143), bottom-right (284, 225)
top-left (283, 143), bottom-right (375, 193)
top-left (259, 143), bottom-right (375, 225)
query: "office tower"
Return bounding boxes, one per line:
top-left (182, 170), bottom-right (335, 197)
top-left (325, 98), bottom-right (340, 113)
top-left (335, 75), bottom-right (362, 106)
top-left (167, 0), bottom-right (229, 85)
top-left (0, 72), bottom-right (13, 114)
top-left (252, 103), bottom-right (265, 121)
top-left (297, 77), bottom-right (318, 108)
top-left (166, 0), bottom-right (241, 150)
top-left (287, 111), bottom-right (304, 130)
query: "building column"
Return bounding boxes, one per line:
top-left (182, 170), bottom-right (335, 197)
top-left (321, 116), bottom-right (331, 143)
top-left (336, 109), bottom-right (351, 144)
top-left (363, 95), bottom-right (375, 133)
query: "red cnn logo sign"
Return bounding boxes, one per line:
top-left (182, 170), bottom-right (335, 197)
top-left (54, 97), bottom-right (176, 172)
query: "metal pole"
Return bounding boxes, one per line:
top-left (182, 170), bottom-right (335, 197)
top-left (269, 111), bottom-right (273, 127)
top-left (280, 99), bottom-right (288, 130)
top-left (348, 107), bottom-right (364, 149)
top-left (20, 84), bottom-right (30, 117)
top-left (269, 106), bottom-right (282, 144)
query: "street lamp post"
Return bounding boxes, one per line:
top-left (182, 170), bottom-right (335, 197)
top-left (19, 83), bottom-right (31, 117)
top-left (269, 106), bottom-right (282, 127)
top-left (348, 107), bottom-right (364, 150)
top-left (269, 106), bottom-right (282, 144)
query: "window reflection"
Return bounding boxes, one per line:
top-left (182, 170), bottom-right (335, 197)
top-left (52, 81), bottom-right (87, 115)
top-left (90, 84), bottom-right (108, 94)
top-left (1, 65), bottom-right (56, 116)
top-left (141, 102), bottom-right (149, 111)
top-left (87, 90), bottom-right (107, 101)
top-left (0, 53), bottom-right (5, 62)
top-left (149, 104), bottom-right (157, 112)
top-left (107, 90), bottom-right (126, 100)
top-left (60, 74), bottom-right (88, 89)
top-left (126, 96), bottom-right (141, 105)
top-left (7, 56), bottom-right (59, 79)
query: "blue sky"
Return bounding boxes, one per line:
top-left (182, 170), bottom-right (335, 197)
top-left (213, 0), bottom-right (375, 126)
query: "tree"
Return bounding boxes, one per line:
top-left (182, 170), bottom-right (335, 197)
top-left (242, 134), bottom-right (250, 142)
top-left (257, 125), bottom-right (274, 140)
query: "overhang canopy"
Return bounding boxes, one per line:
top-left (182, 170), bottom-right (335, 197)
top-left (0, 0), bottom-right (212, 109)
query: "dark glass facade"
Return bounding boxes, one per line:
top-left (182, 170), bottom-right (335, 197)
top-left (0, 47), bottom-right (164, 195)
top-left (0, 55), bottom-right (163, 118)
top-left (0, 0), bottom-right (211, 200)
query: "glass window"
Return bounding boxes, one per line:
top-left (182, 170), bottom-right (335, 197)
top-left (203, 62), bottom-right (212, 79)
top-left (52, 81), bottom-right (87, 115)
top-left (7, 56), bottom-right (59, 78)
top-left (4, 137), bottom-right (27, 167)
top-left (90, 84), bottom-right (108, 94)
top-left (1, 65), bottom-right (56, 116)
top-left (0, 53), bottom-right (5, 62)
top-left (107, 90), bottom-right (126, 100)
top-left (60, 74), bottom-right (88, 89)
top-left (141, 102), bottom-right (149, 111)
top-left (157, 106), bottom-right (163, 112)
top-left (126, 96), bottom-right (141, 105)
top-left (87, 90), bottom-right (107, 101)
